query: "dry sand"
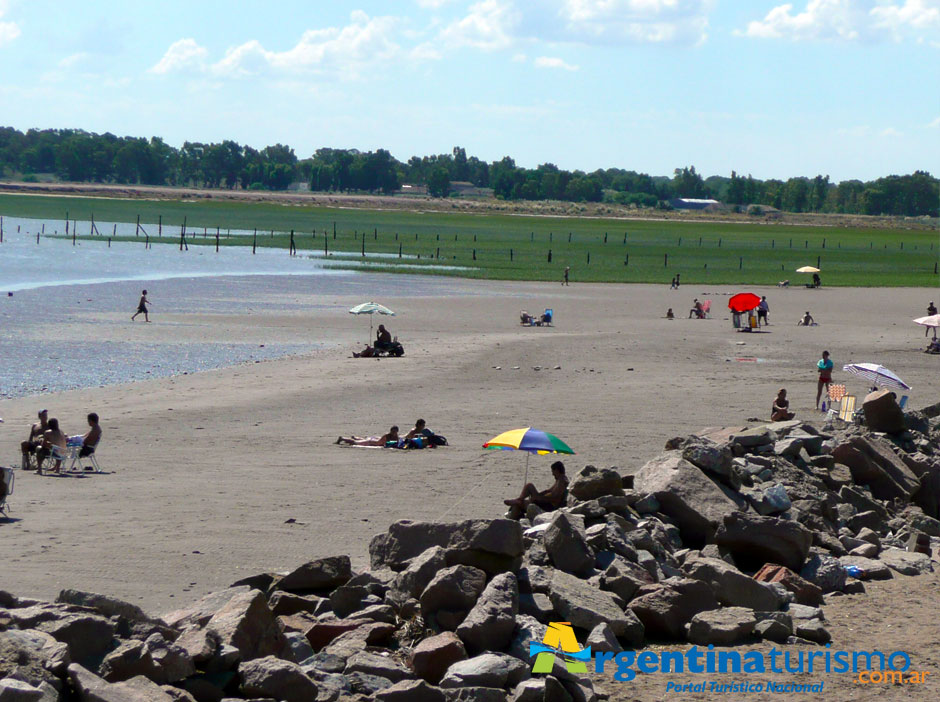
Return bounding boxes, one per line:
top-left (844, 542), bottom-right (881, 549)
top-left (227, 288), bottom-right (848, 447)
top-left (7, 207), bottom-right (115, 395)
top-left (1, 277), bottom-right (938, 699)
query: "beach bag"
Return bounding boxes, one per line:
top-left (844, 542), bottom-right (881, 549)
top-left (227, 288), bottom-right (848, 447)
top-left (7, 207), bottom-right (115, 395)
top-left (429, 433), bottom-right (448, 446)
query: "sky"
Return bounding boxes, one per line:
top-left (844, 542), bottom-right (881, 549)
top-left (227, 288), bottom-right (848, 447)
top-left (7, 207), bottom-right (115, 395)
top-left (0, 0), bottom-right (937, 182)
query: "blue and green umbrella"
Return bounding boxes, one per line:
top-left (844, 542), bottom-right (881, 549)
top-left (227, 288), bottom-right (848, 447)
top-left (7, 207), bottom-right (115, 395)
top-left (484, 427), bottom-right (575, 485)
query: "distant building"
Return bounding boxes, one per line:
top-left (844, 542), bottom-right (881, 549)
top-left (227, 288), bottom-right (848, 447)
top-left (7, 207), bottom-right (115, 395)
top-left (398, 183), bottom-right (428, 196)
top-left (668, 198), bottom-right (720, 210)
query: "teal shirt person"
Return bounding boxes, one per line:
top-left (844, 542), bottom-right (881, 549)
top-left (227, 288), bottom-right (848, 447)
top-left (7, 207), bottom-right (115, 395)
top-left (817, 357), bottom-right (833, 381)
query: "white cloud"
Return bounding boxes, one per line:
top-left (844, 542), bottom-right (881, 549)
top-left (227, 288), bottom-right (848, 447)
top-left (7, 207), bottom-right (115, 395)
top-left (928, 116), bottom-right (940, 127)
top-left (555, 0), bottom-right (712, 44)
top-left (0, 0), bottom-right (20, 48)
top-left (416, 0), bottom-right (457, 7)
top-left (512, 52), bottom-right (528, 61)
top-left (534, 55), bottom-right (579, 70)
top-left (439, 0), bottom-right (520, 50)
top-left (738, 0), bottom-right (940, 42)
top-left (58, 52), bottom-right (90, 68)
top-left (880, 126), bottom-right (903, 136)
top-left (149, 38), bottom-right (209, 74)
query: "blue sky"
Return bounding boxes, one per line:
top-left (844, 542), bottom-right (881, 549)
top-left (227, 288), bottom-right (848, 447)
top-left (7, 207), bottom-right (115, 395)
top-left (0, 0), bottom-right (937, 181)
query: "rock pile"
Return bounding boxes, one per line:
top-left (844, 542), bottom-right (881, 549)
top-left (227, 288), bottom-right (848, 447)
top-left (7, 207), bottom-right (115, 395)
top-left (2, 398), bottom-right (939, 701)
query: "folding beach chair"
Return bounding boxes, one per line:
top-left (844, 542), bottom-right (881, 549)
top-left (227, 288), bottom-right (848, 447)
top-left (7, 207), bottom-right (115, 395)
top-left (66, 439), bottom-right (102, 473)
top-left (37, 445), bottom-right (68, 474)
top-left (898, 395), bottom-right (908, 411)
top-left (702, 301), bottom-right (712, 318)
top-left (838, 395), bottom-right (857, 423)
top-left (1, 467), bottom-right (14, 516)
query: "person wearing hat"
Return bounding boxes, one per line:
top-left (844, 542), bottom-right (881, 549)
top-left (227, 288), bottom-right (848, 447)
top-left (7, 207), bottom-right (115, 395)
top-left (927, 301), bottom-right (938, 338)
top-left (20, 409), bottom-right (49, 470)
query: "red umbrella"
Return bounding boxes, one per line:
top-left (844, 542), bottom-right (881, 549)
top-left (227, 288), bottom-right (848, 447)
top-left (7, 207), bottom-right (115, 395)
top-left (728, 292), bottom-right (761, 313)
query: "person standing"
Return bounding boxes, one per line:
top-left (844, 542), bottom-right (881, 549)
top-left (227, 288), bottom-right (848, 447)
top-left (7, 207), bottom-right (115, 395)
top-left (926, 301), bottom-right (937, 337)
top-left (758, 296), bottom-right (770, 326)
top-left (816, 350), bottom-right (833, 410)
top-left (563, 266), bottom-right (570, 286)
top-left (131, 289), bottom-right (152, 322)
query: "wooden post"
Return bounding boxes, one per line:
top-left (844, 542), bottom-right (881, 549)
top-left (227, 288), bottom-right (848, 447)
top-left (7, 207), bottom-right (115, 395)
top-left (333, 222), bottom-right (336, 239)
top-left (510, 248), bottom-right (513, 261)
top-left (718, 238), bottom-right (721, 247)
top-left (146, 234), bottom-right (150, 250)
top-left (678, 237), bottom-right (681, 246)
top-left (42, 223), bottom-right (45, 234)
top-left (289, 230), bottom-right (296, 256)
top-left (112, 224), bottom-right (116, 237)
top-left (664, 253), bottom-right (668, 267)
top-left (66, 211), bottom-right (69, 234)
top-left (548, 250), bottom-right (552, 263)
top-left (180, 216), bottom-right (187, 251)
top-left (772, 240), bottom-right (775, 248)
top-left (399, 243), bottom-right (402, 258)
top-left (739, 257), bottom-right (743, 269)
top-left (90, 214), bottom-right (94, 236)
top-left (108, 238), bottom-right (111, 248)
top-left (623, 232), bottom-right (626, 244)
top-left (568, 232), bottom-right (571, 242)
top-left (361, 236), bottom-right (365, 257)
top-left (37, 231), bottom-right (40, 244)
top-left (72, 229), bottom-right (75, 246)
top-left (253, 229), bottom-right (257, 254)
top-left (822, 238), bottom-right (826, 248)
top-left (158, 215), bottom-right (162, 237)
top-left (587, 252), bottom-right (590, 264)
top-left (136, 214), bottom-right (140, 237)
top-left (699, 237), bottom-right (702, 246)
top-left (374, 228), bottom-right (377, 241)
top-left (625, 253), bottom-right (629, 266)
top-left (215, 229), bottom-right (220, 252)
top-left (817, 255), bottom-right (820, 268)
top-left (0, 216), bottom-right (3, 243)
top-left (604, 232), bottom-right (607, 243)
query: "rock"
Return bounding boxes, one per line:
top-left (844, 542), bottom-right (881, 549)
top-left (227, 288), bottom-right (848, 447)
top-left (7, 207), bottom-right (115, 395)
top-left (838, 556), bottom-right (893, 580)
top-left (162, 587), bottom-right (251, 631)
top-left (685, 607), bottom-right (757, 645)
top-left (322, 622), bottom-right (395, 662)
top-left (420, 566), bottom-right (487, 629)
top-left (36, 613), bottom-right (115, 667)
top-left (56, 590), bottom-right (154, 626)
top-left (849, 543), bottom-right (880, 558)
top-left (861, 390), bottom-right (905, 433)
top-left (681, 555), bottom-right (781, 611)
top-left (411, 632), bottom-right (468, 685)
top-left (906, 532), bottom-right (932, 556)
top-left (456, 573), bottom-right (519, 654)
top-left (276, 556), bottom-right (352, 593)
top-left (680, 439), bottom-right (733, 478)
top-left (439, 653), bottom-right (528, 690)
top-left (903, 509), bottom-right (940, 537)
top-left (794, 620), bottom-right (831, 644)
top-left (628, 578), bottom-right (718, 640)
top-left (567, 466), bottom-right (625, 501)
top-left (68, 664), bottom-right (177, 702)
top-left (389, 547), bottom-right (448, 603)
top-left (753, 564), bottom-right (823, 605)
top-left (374, 679), bottom-right (447, 702)
top-left (633, 453), bottom-right (740, 545)
top-left (831, 437), bottom-right (920, 502)
top-left (900, 453), bottom-right (940, 518)
top-left (303, 618), bottom-right (370, 651)
top-left (799, 554), bottom-right (847, 593)
top-left (0, 628), bottom-right (71, 681)
top-left (754, 618), bottom-right (791, 643)
top-left (848, 511), bottom-right (883, 534)
top-left (518, 593), bottom-right (554, 622)
top-left (585, 623), bottom-right (620, 654)
top-left (599, 558), bottom-right (653, 603)
top-left (714, 513), bottom-right (813, 572)
top-left (99, 640), bottom-right (160, 683)
top-left (549, 571), bottom-right (642, 642)
top-left (370, 520), bottom-right (524, 574)
top-left (268, 592), bottom-right (326, 617)
top-left (878, 549), bottom-right (934, 575)
top-left (203, 589), bottom-right (288, 661)
top-left (730, 427), bottom-right (774, 447)
top-left (0, 678), bottom-right (44, 702)
top-left (740, 484), bottom-right (791, 516)
top-left (345, 651), bottom-right (412, 683)
top-left (443, 687), bottom-right (509, 702)
top-left (511, 679), bottom-right (550, 702)
top-left (543, 513), bottom-right (595, 576)
top-left (238, 655), bottom-right (320, 702)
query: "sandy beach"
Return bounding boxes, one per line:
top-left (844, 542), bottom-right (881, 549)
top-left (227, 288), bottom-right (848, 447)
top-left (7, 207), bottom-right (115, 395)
top-left (2, 274), bottom-right (939, 699)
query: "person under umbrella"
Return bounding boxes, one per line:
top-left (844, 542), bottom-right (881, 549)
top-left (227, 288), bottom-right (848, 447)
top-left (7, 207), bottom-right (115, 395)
top-left (503, 460), bottom-right (569, 520)
top-left (927, 301), bottom-right (938, 337)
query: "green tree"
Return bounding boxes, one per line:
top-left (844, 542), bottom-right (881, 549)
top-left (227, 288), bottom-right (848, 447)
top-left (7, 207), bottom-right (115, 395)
top-left (427, 166), bottom-right (451, 197)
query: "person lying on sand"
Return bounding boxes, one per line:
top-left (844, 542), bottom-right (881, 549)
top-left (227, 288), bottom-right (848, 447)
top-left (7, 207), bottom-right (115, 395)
top-left (353, 345), bottom-right (376, 358)
top-left (771, 388), bottom-right (795, 421)
top-left (336, 425), bottom-right (399, 447)
top-left (504, 461), bottom-right (569, 519)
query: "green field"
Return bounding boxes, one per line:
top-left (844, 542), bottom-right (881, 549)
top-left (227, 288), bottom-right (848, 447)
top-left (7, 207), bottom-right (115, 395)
top-left (1, 193), bottom-right (937, 286)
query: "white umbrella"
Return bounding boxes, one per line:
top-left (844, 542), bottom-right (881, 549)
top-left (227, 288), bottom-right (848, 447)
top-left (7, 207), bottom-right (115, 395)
top-left (796, 266), bottom-right (820, 273)
top-left (349, 301), bottom-right (395, 344)
top-left (842, 363), bottom-right (911, 391)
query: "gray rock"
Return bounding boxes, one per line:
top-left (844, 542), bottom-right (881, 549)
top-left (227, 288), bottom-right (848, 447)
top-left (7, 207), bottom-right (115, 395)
top-left (585, 623), bottom-right (620, 654)
top-left (439, 653), bottom-right (529, 690)
top-left (99, 640), bottom-right (161, 683)
top-left (878, 549), bottom-right (934, 575)
top-left (0, 678), bottom-right (45, 702)
top-left (714, 512), bottom-right (813, 572)
top-left (36, 613), bottom-right (115, 667)
top-left (420, 566), bottom-right (487, 629)
top-left (68, 664), bottom-right (177, 702)
top-left (799, 554), bottom-right (847, 593)
top-left (599, 558), bottom-right (653, 603)
top-left (567, 466), bottom-right (625, 501)
top-left (162, 586), bottom-right (251, 631)
top-left (838, 556), bottom-right (893, 580)
top-left (411, 632), bottom-right (467, 685)
top-left (389, 547), bottom-right (448, 602)
top-left (370, 520), bottom-right (524, 573)
top-left (344, 651), bottom-right (412, 683)
top-left (681, 555), bottom-right (781, 611)
top-left (443, 687), bottom-right (509, 702)
top-left (549, 571), bottom-right (643, 642)
top-left (507, 616), bottom-right (547, 663)
top-left (518, 593), bottom-right (554, 622)
top-left (740, 483), bottom-right (791, 516)
top-left (831, 437), bottom-right (921, 502)
top-left (754, 618), bottom-right (791, 643)
top-left (628, 578), bottom-right (718, 640)
top-left (456, 573), bottom-right (519, 655)
top-left (849, 543), bottom-right (879, 558)
top-left (686, 607), bottom-right (757, 645)
top-left (239, 655), bottom-right (320, 702)
top-left (56, 590), bottom-right (154, 626)
top-left (730, 427), bottom-right (775, 447)
top-left (794, 620), bottom-right (831, 644)
top-left (633, 453), bottom-right (740, 545)
top-left (543, 513), bottom-right (595, 576)
top-left (680, 439), bottom-right (733, 478)
top-left (374, 679), bottom-right (447, 702)
top-left (276, 555), bottom-right (352, 593)
top-left (203, 589), bottom-right (288, 661)
top-left (785, 603), bottom-right (823, 620)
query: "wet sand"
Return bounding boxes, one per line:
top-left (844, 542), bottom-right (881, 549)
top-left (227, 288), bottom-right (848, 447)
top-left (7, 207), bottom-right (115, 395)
top-left (1, 277), bottom-right (938, 699)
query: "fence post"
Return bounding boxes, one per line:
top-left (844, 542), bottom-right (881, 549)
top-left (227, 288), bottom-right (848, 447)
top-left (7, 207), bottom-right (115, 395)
top-left (510, 248), bottom-right (513, 261)
top-left (253, 229), bottom-right (257, 254)
top-left (158, 215), bottom-right (162, 237)
top-left (289, 230), bottom-right (296, 256)
top-left (624, 253), bottom-right (629, 266)
top-left (739, 257), bottom-right (743, 269)
top-left (399, 243), bottom-right (402, 258)
top-left (587, 252), bottom-right (590, 264)
top-left (548, 250), bottom-right (552, 263)
top-left (817, 255), bottom-right (820, 268)
top-left (664, 253), bottom-right (668, 267)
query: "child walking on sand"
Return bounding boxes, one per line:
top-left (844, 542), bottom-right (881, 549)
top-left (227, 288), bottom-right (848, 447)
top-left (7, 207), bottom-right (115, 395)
top-left (131, 289), bottom-right (152, 322)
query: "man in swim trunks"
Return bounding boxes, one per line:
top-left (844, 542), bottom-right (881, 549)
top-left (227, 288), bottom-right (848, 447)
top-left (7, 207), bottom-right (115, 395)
top-left (816, 350), bottom-right (833, 410)
top-left (503, 461), bottom-right (569, 519)
top-left (21, 409), bottom-right (48, 470)
top-left (131, 289), bottom-right (151, 322)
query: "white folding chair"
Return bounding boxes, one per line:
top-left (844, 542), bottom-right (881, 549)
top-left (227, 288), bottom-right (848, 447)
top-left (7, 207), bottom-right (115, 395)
top-left (67, 442), bottom-right (102, 473)
top-left (0, 467), bottom-right (13, 516)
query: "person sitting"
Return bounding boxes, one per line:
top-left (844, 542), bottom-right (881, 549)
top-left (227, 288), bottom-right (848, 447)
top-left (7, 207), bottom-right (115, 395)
top-left (777, 279), bottom-right (790, 287)
top-left (520, 310), bottom-right (533, 325)
top-left (689, 299), bottom-right (704, 319)
top-left (666, 308), bottom-right (675, 319)
top-left (798, 311), bottom-right (816, 326)
top-left (74, 413), bottom-right (102, 464)
top-left (926, 338), bottom-right (940, 354)
top-left (374, 324), bottom-right (392, 352)
top-left (404, 418), bottom-right (447, 448)
top-left (21, 408), bottom-right (49, 470)
top-left (771, 389), bottom-right (795, 421)
top-left (336, 425), bottom-right (399, 447)
top-left (35, 418), bottom-right (67, 474)
top-left (540, 309), bottom-right (552, 325)
top-left (503, 461), bottom-right (569, 519)
top-left (812, 273), bottom-right (821, 288)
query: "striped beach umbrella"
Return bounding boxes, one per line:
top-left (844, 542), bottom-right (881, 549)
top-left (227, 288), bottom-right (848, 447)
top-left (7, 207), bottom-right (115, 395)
top-left (842, 363), bottom-right (911, 391)
top-left (484, 428), bottom-right (574, 484)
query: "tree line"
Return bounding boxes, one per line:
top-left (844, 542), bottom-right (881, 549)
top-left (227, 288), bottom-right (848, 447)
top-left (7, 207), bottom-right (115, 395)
top-left (0, 127), bottom-right (936, 217)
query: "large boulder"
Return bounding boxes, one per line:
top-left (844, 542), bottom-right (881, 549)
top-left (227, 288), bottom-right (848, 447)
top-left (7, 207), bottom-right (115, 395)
top-left (36, 613), bottom-right (116, 667)
top-left (276, 556), bottom-right (352, 593)
top-left (878, 549), bottom-right (934, 576)
top-left (901, 453), bottom-right (940, 518)
top-left (799, 554), bottom-right (847, 593)
top-left (567, 466), bottom-right (625, 501)
top-left (831, 437), bottom-right (920, 502)
top-left (681, 555), bottom-right (781, 611)
top-left (420, 565), bottom-right (487, 630)
top-left (439, 653), bottom-right (529, 690)
top-left (861, 390), bottom-right (905, 434)
top-left (202, 588), bottom-right (288, 661)
top-left (542, 513), bottom-right (595, 576)
top-left (685, 607), bottom-right (757, 645)
top-left (162, 586), bottom-right (251, 630)
top-left (388, 547), bottom-right (448, 604)
top-left (628, 578), bottom-right (718, 640)
top-left (411, 632), bottom-right (467, 685)
top-left (374, 679), bottom-right (447, 702)
top-left (680, 438), bottom-right (734, 479)
top-left (633, 453), bottom-right (740, 545)
top-left (370, 520), bottom-right (524, 575)
top-left (456, 573), bottom-right (519, 655)
top-left (345, 651), bottom-right (413, 683)
top-left (239, 655), bottom-right (320, 702)
top-left (68, 664), bottom-right (178, 702)
top-left (753, 564), bottom-right (823, 605)
top-left (714, 513), bottom-right (813, 572)
top-left (548, 570), bottom-right (643, 643)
